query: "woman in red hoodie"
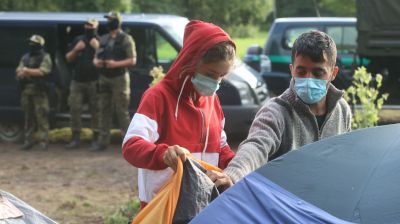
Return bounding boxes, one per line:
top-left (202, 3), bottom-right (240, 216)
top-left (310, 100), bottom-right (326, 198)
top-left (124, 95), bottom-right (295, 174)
top-left (122, 20), bottom-right (236, 208)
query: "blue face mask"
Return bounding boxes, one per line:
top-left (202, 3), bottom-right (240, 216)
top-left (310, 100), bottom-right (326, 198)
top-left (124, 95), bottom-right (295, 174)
top-left (294, 77), bottom-right (328, 104)
top-left (191, 73), bottom-right (221, 96)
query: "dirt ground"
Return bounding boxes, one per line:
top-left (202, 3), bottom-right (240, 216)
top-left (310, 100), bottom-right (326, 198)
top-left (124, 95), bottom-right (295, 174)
top-left (0, 142), bottom-right (138, 224)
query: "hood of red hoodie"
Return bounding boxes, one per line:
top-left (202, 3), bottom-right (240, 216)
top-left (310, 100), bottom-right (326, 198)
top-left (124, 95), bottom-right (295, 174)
top-left (162, 20), bottom-right (236, 98)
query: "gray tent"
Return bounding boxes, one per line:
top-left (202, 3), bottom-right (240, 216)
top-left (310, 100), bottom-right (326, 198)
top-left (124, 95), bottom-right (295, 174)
top-left (0, 190), bottom-right (57, 224)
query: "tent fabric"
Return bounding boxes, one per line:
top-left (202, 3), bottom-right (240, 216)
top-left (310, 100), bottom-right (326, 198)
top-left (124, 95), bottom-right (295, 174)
top-left (192, 124), bottom-right (400, 223)
top-left (132, 157), bottom-right (221, 224)
top-left (256, 124), bottom-right (400, 223)
top-left (191, 172), bottom-right (353, 224)
top-left (173, 158), bottom-right (219, 223)
top-left (0, 190), bottom-right (57, 224)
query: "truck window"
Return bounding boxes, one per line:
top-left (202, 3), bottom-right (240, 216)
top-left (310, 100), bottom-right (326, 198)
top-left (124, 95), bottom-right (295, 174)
top-left (283, 26), bottom-right (318, 49)
top-left (326, 26), bottom-right (357, 54)
top-left (155, 31), bottom-right (178, 71)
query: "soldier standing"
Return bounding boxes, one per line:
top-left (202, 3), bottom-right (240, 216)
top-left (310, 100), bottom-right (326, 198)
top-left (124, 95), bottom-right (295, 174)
top-left (65, 18), bottom-right (100, 149)
top-left (92, 11), bottom-right (137, 151)
top-left (16, 35), bottom-right (52, 150)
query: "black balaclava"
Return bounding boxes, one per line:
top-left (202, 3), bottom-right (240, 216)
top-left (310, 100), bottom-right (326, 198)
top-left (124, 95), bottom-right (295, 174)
top-left (29, 42), bottom-right (43, 54)
top-left (107, 19), bottom-right (120, 31)
top-left (84, 28), bottom-right (97, 39)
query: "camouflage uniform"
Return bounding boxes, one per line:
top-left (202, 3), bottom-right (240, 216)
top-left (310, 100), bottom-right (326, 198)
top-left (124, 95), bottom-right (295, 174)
top-left (66, 19), bottom-right (100, 147)
top-left (68, 80), bottom-right (98, 133)
top-left (16, 35), bottom-right (52, 149)
top-left (94, 11), bottom-right (136, 150)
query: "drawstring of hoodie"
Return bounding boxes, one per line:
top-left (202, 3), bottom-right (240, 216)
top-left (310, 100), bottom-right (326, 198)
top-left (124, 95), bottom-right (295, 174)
top-left (202, 94), bottom-right (215, 160)
top-left (174, 74), bottom-right (215, 160)
top-left (175, 75), bottom-right (190, 120)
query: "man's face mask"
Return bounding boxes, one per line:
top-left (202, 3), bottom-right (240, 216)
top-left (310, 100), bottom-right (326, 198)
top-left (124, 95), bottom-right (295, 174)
top-left (84, 28), bottom-right (96, 39)
top-left (191, 73), bottom-right (221, 96)
top-left (29, 43), bottom-right (43, 54)
top-left (294, 77), bottom-right (328, 104)
top-left (107, 19), bottom-right (120, 31)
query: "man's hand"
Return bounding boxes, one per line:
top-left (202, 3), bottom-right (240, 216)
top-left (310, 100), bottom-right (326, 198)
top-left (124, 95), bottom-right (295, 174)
top-left (93, 58), bottom-right (105, 68)
top-left (89, 38), bottom-right (99, 49)
top-left (17, 67), bottom-right (29, 78)
top-left (207, 170), bottom-right (233, 188)
top-left (163, 145), bottom-right (190, 171)
top-left (104, 60), bottom-right (118, 68)
top-left (74, 40), bottom-right (85, 52)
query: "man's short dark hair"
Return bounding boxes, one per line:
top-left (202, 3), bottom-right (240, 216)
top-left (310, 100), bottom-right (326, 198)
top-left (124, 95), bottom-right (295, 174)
top-left (291, 30), bottom-right (337, 67)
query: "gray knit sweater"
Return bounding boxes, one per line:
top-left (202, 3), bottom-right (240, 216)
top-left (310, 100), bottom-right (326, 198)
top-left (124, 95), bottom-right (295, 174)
top-left (224, 80), bottom-right (352, 183)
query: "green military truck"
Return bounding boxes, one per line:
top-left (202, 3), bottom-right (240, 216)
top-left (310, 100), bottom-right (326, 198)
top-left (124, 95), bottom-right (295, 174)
top-left (357, 0), bottom-right (400, 105)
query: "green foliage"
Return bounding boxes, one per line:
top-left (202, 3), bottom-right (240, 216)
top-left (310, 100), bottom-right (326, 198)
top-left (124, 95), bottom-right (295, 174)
top-left (275, 0), bottom-right (356, 17)
top-left (0, 0), bottom-right (356, 38)
top-left (104, 198), bottom-right (140, 224)
top-left (226, 24), bottom-right (260, 39)
top-left (344, 67), bottom-right (389, 129)
top-left (149, 66), bottom-right (165, 86)
top-left (0, 0), bottom-right (131, 12)
top-left (318, 0), bottom-right (356, 16)
top-left (0, 0), bottom-right (274, 38)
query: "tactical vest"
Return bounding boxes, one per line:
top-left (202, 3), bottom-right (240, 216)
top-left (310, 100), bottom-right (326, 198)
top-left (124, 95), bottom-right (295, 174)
top-left (73, 35), bottom-right (99, 82)
top-left (98, 32), bottom-right (129, 78)
top-left (20, 52), bottom-right (47, 89)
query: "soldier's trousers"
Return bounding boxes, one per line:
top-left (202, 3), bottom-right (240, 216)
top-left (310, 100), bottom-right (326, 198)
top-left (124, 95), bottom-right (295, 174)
top-left (97, 73), bottom-right (131, 146)
top-left (68, 80), bottom-right (98, 133)
top-left (20, 85), bottom-right (49, 143)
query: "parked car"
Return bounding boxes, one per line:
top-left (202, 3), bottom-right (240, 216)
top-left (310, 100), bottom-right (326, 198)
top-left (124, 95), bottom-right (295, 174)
top-left (0, 12), bottom-right (269, 142)
top-left (245, 17), bottom-right (369, 96)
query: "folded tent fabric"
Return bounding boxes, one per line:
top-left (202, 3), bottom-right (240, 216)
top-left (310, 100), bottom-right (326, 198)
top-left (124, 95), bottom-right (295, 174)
top-left (132, 156), bottom-right (221, 224)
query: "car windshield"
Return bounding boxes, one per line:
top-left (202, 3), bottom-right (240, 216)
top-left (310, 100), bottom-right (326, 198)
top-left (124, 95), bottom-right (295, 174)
top-left (162, 20), bottom-right (188, 46)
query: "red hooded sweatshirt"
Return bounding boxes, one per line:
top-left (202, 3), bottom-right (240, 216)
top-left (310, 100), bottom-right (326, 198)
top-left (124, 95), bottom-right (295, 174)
top-left (122, 20), bottom-right (235, 204)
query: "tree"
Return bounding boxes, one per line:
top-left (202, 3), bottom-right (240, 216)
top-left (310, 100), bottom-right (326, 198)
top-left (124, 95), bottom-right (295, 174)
top-left (0, 0), bottom-right (131, 12)
top-left (274, 0), bottom-right (356, 18)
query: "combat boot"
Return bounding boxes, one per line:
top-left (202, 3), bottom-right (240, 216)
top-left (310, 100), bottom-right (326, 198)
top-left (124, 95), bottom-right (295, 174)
top-left (91, 130), bottom-right (99, 148)
top-left (89, 142), bottom-right (106, 152)
top-left (65, 131), bottom-right (80, 149)
top-left (20, 140), bottom-right (34, 150)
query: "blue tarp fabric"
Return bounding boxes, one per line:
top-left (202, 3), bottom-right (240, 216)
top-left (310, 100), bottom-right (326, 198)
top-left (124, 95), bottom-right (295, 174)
top-left (191, 172), bottom-right (354, 224)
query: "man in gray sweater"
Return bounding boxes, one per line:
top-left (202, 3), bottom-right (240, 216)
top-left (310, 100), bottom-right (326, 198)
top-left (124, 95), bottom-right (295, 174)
top-left (208, 30), bottom-right (352, 187)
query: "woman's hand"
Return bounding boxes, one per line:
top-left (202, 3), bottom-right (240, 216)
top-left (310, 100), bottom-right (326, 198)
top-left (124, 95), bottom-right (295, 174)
top-left (163, 145), bottom-right (190, 171)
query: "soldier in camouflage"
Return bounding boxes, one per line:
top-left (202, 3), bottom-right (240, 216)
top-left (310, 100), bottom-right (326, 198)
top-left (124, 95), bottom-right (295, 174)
top-left (92, 11), bottom-right (137, 151)
top-left (16, 35), bottom-right (52, 150)
top-left (65, 18), bottom-right (100, 149)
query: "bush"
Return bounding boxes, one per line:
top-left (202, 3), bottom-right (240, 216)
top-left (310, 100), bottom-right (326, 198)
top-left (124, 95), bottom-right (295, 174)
top-left (344, 67), bottom-right (389, 129)
top-left (149, 66), bottom-right (165, 86)
top-left (226, 24), bottom-right (260, 38)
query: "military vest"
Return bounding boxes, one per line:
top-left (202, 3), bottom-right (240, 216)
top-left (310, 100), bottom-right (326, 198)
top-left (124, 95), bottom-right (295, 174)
top-left (21, 51), bottom-right (45, 84)
top-left (73, 35), bottom-right (99, 82)
top-left (98, 31), bottom-right (129, 78)
top-left (20, 51), bottom-right (51, 91)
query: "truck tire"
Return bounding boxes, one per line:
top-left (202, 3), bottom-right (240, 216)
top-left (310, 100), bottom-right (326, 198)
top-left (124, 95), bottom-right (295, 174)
top-left (0, 122), bottom-right (23, 143)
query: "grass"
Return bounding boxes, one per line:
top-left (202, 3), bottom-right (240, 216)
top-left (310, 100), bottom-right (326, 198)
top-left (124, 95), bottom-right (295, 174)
top-left (156, 31), bottom-right (268, 61)
top-left (104, 198), bottom-right (140, 224)
top-left (232, 31), bottom-right (268, 59)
